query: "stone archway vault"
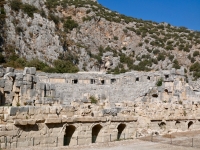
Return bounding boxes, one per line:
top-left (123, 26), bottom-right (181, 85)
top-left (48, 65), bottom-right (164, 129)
top-left (64, 125), bottom-right (76, 146)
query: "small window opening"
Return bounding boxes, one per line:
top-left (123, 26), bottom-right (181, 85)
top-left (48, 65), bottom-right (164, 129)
top-left (111, 79), bottom-right (116, 84)
top-left (152, 94), bottom-right (158, 98)
top-left (91, 79), bottom-right (95, 84)
top-left (165, 75), bottom-right (169, 79)
top-left (72, 79), bottom-right (78, 84)
top-left (147, 76), bottom-right (150, 80)
top-left (101, 80), bottom-right (105, 85)
top-left (136, 77), bottom-right (139, 82)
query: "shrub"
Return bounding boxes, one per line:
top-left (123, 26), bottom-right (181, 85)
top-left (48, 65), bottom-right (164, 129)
top-left (15, 26), bottom-right (23, 34)
top-left (168, 55), bottom-right (174, 61)
top-left (63, 18), bottom-right (78, 32)
top-left (144, 39), bottom-right (149, 43)
top-left (89, 96), bottom-right (98, 104)
top-left (114, 36), bottom-right (118, 40)
top-left (82, 16), bottom-right (92, 22)
top-left (193, 51), bottom-right (200, 57)
top-left (86, 9), bottom-right (91, 14)
top-left (157, 53), bottom-right (165, 61)
top-left (53, 59), bottom-right (79, 73)
top-left (48, 13), bottom-right (59, 25)
top-left (172, 59), bottom-right (180, 69)
top-left (10, 0), bottom-right (22, 11)
top-left (26, 59), bottom-right (48, 70)
top-left (138, 42), bottom-right (143, 47)
top-left (153, 49), bottom-right (160, 55)
top-left (156, 78), bottom-right (163, 86)
top-left (21, 3), bottom-right (38, 17)
top-left (0, 53), bottom-right (5, 63)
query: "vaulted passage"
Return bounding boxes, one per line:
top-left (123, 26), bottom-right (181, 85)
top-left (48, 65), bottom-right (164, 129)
top-left (188, 121), bottom-right (193, 129)
top-left (92, 124), bottom-right (102, 143)
top-left (117, 124), bottom-right (126, 140)
top-left (64, 125), bottom-right (76, 146)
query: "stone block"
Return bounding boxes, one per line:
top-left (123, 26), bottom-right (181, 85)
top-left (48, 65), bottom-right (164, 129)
top-left (6, 67), bottom-right (14, 73)
top-left (0, 72), bottom-right (4, 77)
top-left (30, 67), bottom-right (36, 75)
top-left (14, 120), bottom-right (28, 125)
top-left (33, 76), bottom-right (37, 83)
top-left (15, 73), bottom-right (23, 81)
top-left (15, 81), bottom-right (23, 87)
top-left (0, 107), bottom-right (4, 114)
top-left (27, 119), bottom-right (36, 125)
top-left (50, 84), bottom-right (55, 90)
top-left (40, 83), bottom-right (45, 90)
top-left (9, 107), bottom-right (19, 116)
top-left (46, 84), bottom-right (50, 91)
top-left (4, 81), bottom-right (13, 92)
top-left (6, 72), bottom-right (15, 77)
top-left (19, 107), bottom-right (29, 114)
top-left (49, 107), bottom-right (57, 114)
top-left (48, 114), bottom-right (58, 118)
top-left (45, 118), bottom-right (61, 124)
top-left (0, 79), bottom-right (5, 88)
top-left (27, 89), bottom-right (35, 97)
top-left (27, 75), bottom-right (33, 82)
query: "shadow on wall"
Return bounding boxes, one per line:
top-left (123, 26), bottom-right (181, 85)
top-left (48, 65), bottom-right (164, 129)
top-left (64, 125), bottom-right (76, 146)
top-left (0, 91), bottom-right (6, 106)
top-left (188, 121), bottom-right (193, 129)
top-left (117, 123), bottom-right (126, 140)
top-left (92, 124), bottom-right (102, 143)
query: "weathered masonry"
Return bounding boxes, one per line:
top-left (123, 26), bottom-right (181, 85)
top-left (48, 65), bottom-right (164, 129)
top-left (1, 67), bottom-right (200, 148)
top-left (0, 105), bottom-right (200, 148)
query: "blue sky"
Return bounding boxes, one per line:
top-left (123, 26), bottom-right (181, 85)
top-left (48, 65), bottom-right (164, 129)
top-left (98, 0), bottom-right (200, 31)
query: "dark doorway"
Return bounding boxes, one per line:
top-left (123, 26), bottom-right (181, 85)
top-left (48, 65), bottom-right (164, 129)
top-left (90, 79), bottom-right (95, 84)
top-left (72, 79), bottom-right (78, 84)
top-left (117, 124), bottom-right (126, 140)
top-left (101, 80), bottom-right (105, 85)
top-left (158, 122), bottom-right (166, 130)
top-left (147, 76), bottom-right (150, 80)
top-left (188, 121), bottom-right (193, 129)
top-left (92, 124), bottom-right (102, 143)
top-left (64, 125), bottom-right (76, 146)
top-left (111, 79), bottom-right (116, 84)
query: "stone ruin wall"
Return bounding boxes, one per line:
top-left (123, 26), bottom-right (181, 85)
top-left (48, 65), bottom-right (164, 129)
top-left (0, 67), bottom-right (200, 148)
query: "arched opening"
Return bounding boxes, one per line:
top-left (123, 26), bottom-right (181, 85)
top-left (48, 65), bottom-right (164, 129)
top-left (158, 122), bottom-right (166, 130)
top-left (92, 124), bottom-right (102, 143)
top-left (147, 76), bottom-right (150, 80)
top-left (175, 120), bottom-right (180, 125)
top-left (164, 89), bottom-right (168, 93)
top-left (64, 125), bottom-right (76, 146)
top-left (175, 120), bottom-right (181, 128)
top-left (117, 124), bottom-right (126, 140)
top-left (152, 94), bottom-right (158, 98)
top-left (188, 121), bottom-right (193, 129)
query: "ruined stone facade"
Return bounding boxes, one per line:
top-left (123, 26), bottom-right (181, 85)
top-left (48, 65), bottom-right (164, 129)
top-left (0, 67), bottom-right (200, 148)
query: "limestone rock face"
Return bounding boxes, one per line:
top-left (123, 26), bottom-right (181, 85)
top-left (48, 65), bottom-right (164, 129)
top-left (2, 0), bottom-right (200, 74)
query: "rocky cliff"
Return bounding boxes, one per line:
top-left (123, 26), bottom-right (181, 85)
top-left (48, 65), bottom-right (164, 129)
top-left (1, 0), bottom-right (200, 79)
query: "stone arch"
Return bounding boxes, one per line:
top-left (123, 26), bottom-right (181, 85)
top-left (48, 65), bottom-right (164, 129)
top-left (117, 123), bottom-right (126, 140)
top-left (92, 124), bottom-right (102, 143)
top-left (175, 120), bottom-right (181, 129)
top-left (188, 121), bottom-right (193, 129)
top-left (63, 125), bottom-right (76, 146)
